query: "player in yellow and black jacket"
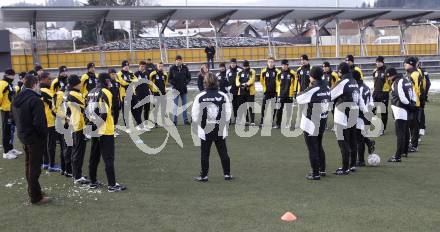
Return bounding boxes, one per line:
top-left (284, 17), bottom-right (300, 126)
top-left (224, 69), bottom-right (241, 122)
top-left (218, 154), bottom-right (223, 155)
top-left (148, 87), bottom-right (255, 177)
top-left (275, 59), bottom-right (299, 129)
top-left (149, 62), bottom-right (168, 127)
top-left (259, 57), bottom-right (280, 126)
top-left (0, 69), bottom-right (20, 159)
top-left (235, 60), bottom-right (256, 125)
top-left (15, 72), bottom-right (26, 95)
top-left (108, 69), bottom-right (122, 131)
top-left (404, 57), bottom-right (421, 152)
top-left (117, 60), bottom-right (140, 128)
top-left (86, 73), bottom-right (126, 192)
top-left (66, 75), bottom-right (89, 184)
top-left (323, 62), bottom-right (340, 89)
top-left (417, 61), bottom-right (431, 136)
top-left (39, 72), bottom-right (58, 171)
top-left (346, 55), bottom-right (364, 80)
top-left (372, 56), bottom-right (392, 132)
top-left (52, 68), bottom-right (73, 177)
top-left (80, 62), bottom-right (97, 97)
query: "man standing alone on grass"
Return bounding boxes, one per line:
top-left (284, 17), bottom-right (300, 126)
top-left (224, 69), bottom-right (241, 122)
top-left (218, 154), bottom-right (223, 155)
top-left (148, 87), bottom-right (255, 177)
top-left (12, 74), bottom-right (50, 204)
top-left (205, 42), bottom-right (216, 70)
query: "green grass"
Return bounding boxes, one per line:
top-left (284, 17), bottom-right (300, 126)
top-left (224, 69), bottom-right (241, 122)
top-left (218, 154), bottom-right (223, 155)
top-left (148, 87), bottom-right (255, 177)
top-left (1, 91), bottom-right (440, 232)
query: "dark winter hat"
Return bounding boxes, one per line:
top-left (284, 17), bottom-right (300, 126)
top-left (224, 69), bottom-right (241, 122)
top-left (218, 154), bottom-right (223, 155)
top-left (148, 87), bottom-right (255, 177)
top-left (4, 69), bottom-right (15, 76)
top-left (108, 68), bottom-right (117, 74)
top-left (219, 62), bottom-right (226, 68)
top-left (404, 57), bottom-right (417, 66)
top-left (28, 70), bottom-right (38, 77)
top-left (19, 71), bottom-right (27, 79)
top-left (338, 62), bottom-right (350, 75)
top-left (34, 65), bottom-right (43, 72)
top-left (281, 59), bottom-right (289, 65)
top-left (243, 60), bottom-right (250, 67)
top-left (87, 62), bottom-right (95, 70)
top-left (385, 67), bottom-right (398, 78)
top-left (300, 54), bottom-right (309, 61)
top-left (175, 55), bottom-right (183, 60)
top-left (310, 66), bottom-right (323, 80)
top-left (346, 55), bottom-right (354, 62)
top-left (122, 60), bottom-right (130, 68)
top-left (59, 65), bottom-right (68, 73)
top-left (98, 72), bottom-right (111, 84)
top-left (376, 56), bottom-right (385, 63)
top-left (230, 58), bottom-right (237, 63)
top-left (323, 61), bottom-right (331, 67)
top-left (68, 74), bottom-right (81, 87)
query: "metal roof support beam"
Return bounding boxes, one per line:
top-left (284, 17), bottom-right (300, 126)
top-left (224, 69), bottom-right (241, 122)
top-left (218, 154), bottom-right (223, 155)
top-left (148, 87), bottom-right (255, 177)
top-left (312, 11), bottom-right (343, 58)
top-left (211, 10), bottom-right (237, 33)
top-left (209, 10), bottom-right (237, 61)
top-left (156, 11), bottom-right (176, 63)
top-left (29, 10), bottom-right (39, 65)
top-left (263, 11), bottom-right (293, 58)
top-left (355, 12), bottom-right (389, 57)
top-left (396, 13), bottom-right (431, 56)
top-left (96, 10), bottom-right (109, 66)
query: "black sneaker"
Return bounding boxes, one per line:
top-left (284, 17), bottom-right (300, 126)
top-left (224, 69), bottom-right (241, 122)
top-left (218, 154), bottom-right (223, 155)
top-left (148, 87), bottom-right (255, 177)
top-left (408, 146), bottom-right (418, 153)
top-left (402, 153), bottom-right (408, 158)
top-left (319, 171), bottom-right (327, 177)
top-left (107, 183), bottom-right (127, 192)
top-left (89, 181), bottom-right (102, 189)
top-left (368, 141), bottom-right (376, 154)
top-left (333, 168), bottom-right (350, 175)
top-left (63, 172), bottom-right (73, 178)
top-left (224, 175), bottom-right (233, 181)
top-left (184, 120), bottom-right (191, 125)
top-left (74, 176), bottom-right (90, 185)
top-left (350, 166), bottom-right (357, 172)
top-left (388, 156), bottom-right (401, 162)
top-left (194, 176), bottom-right (208, 182)
top-left (356, 161), bottom-right (366, 167)
top-left (305, 173), bottom-right (321, 180)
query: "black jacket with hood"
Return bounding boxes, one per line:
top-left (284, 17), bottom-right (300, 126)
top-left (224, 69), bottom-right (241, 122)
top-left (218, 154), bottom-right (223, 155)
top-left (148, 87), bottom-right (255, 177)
top-left (12, 88), bottom-right (47, 145)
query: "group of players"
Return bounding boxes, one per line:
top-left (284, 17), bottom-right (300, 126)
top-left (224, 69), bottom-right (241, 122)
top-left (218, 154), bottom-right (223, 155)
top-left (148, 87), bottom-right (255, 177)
top-left (192, 54), bottom-right (430, 180)
top-left (0, 52), bottom-right (432, 200)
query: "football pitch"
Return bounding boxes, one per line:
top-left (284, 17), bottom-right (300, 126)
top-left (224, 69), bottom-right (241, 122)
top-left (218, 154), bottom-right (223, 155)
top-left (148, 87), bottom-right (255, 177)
top-left (0, 91), bottom-right (439, 232)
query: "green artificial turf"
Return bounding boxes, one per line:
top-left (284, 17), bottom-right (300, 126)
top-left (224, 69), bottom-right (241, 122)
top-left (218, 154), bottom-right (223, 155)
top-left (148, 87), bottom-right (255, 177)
top-left (0, 91), bottom-right (439, 232)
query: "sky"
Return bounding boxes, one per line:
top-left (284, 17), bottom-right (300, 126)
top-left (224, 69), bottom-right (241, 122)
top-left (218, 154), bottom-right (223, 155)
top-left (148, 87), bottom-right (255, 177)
top-left (1, 0), bottom-right (371, 7)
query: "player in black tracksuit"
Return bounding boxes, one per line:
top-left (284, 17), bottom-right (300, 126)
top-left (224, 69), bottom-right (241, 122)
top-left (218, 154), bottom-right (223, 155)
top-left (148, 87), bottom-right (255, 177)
top-left (192, 73), bottom-right (232, 182)
top-left (354, 70), bottom-right (375, 167)
top-left (386, 68), bottom-right (416, 162)
top-left (331, 62), bottom-right (360, 175)
top-left (275, 59), bottom-right (298, 129)
top-left (227, 58), bottom-right (242, 124)
top-left (259, 57), bottom-right (280, 127)
top-left (108, 69), bottom-right (121, 129)
top-left (134, 61), bottom-right (154, 127)
top-left (216, 63), bottom-right (230, 94)
top-left (372, 56), bottom-right (391, 133)
top-left (235, 60), bottom-right (256, 125)
top-left (296, 66), bottom-right (331, 180)
top-left (297, 54), bottom-right (311, 94)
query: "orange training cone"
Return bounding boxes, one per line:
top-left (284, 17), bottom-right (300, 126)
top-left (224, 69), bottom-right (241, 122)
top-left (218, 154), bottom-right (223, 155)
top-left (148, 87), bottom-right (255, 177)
top-left (281, 212), bottom-right (297, 222)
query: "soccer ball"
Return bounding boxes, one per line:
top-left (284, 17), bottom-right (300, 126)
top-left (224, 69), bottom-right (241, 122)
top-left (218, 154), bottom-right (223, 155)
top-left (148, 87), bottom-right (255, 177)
top-left (367, 154), bottom-right (381, 166)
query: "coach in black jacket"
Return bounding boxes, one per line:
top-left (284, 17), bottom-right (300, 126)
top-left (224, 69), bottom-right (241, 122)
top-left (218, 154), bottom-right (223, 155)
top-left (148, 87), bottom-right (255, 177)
top-left (12, 74), bottom-right (50, 204)
top-left (169, 55), bottom-right (192, 125)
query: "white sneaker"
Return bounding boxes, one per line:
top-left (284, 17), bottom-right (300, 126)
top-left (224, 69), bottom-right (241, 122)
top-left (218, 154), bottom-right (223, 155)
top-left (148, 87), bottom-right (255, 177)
top-left (419, 129), bottom-right (425, 136)
top-left (3, 152), bottom-right (17, 160)
top-left (135, 125), bottom-right (143, 131)
top-left (10, 149), bottom-right (23, 156)
top-left (125, 128), bottom-right (132, 133)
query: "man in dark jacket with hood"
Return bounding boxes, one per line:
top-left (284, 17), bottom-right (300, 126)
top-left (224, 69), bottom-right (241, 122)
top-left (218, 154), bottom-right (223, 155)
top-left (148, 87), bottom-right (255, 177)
top-left (12, 74), bottom-right (50, 204)
top-left (169, 55), bottom-right (191, 125)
